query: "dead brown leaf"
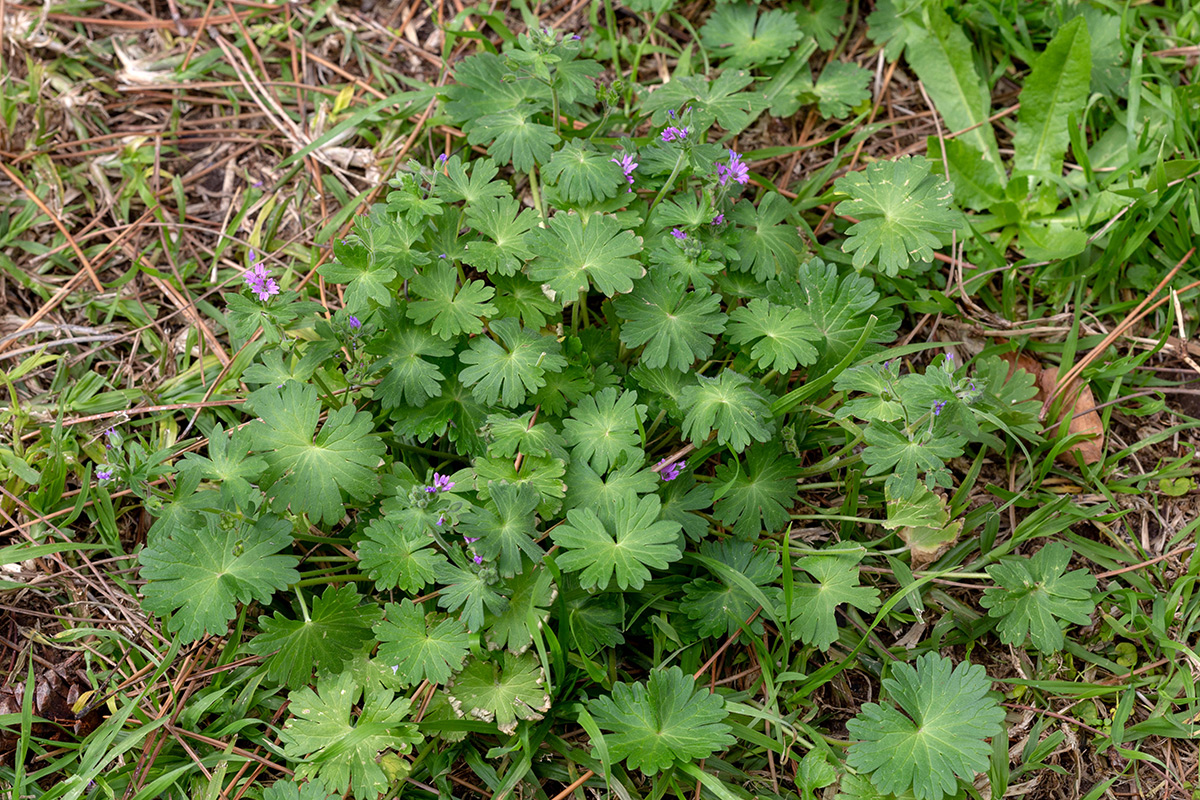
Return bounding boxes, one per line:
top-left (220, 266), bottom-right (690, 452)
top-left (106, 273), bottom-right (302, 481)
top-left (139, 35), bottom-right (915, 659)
top-left (1001, 352), bottom-right (1104, 464)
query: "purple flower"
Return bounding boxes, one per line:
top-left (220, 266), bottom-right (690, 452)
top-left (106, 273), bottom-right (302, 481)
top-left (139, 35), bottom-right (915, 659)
top-left (671, 228), bottom-right (687, 240)
top-left (464, 536), bottom-right (479, 544)
top-left (96, 468), bottom-right (113, 481)
top-left (657, 458), bottom-right (685, 481)
top-left (933, 400), bottom-right (946, 416)
top-left (472, 554), bottom-right (484, 565)
top-left (244, 262), bottom-right (280, 302)
top-left (611, 153), bottom-right (638, 187)
top-left (717, 150), bottom-right (750, 186)
top-left (660, 126), bottom-right (689, 143)
top-left (571, 34), bottom-right (581, 40)
top-left (348, 315), bottom-right (362, 330)
top-left (439, 253), bottom-right (447, 259)
top-left (426, 472), bottom-right (455, 493)
top-left (711, 213), bottom-right (725, 225)
top-left (667, 109), bottom-right (676, 119)
top-left (252, 180), bottom-right (264, 189)
top-left (437, 153), bottom-right (448, 164)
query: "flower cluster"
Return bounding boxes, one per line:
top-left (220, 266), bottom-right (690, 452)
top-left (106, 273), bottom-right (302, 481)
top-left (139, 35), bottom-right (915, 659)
top-left (717, 150), bottom-right (750, 186)
top-left (244, 250), bottom-right (280, 302)
top-left (657, 458), bottom-right (686, 481)
top-left (660, 126), bottom-right (689, 143)
top-left (424, 473), bottom-right (455, 493)
top-left (611, 153), bottom-right (637, 190)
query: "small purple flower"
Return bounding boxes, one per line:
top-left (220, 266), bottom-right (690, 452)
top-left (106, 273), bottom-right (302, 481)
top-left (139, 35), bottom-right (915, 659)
top-left (611, 153), bottom-right (638, 188)
top-left (96, 468), bottom-right (113, 481)
top-left (439, 253), bottom-right (447, 259)
top-left (667, 109), bottom-right (676, 119)
top-left (252, 180), bottom-right (264, 188)
top-left (933, 400), bottom-right (947, 416)
top-left (571, 34), bottom-right (581, 40)
top-left (464, 536), bottom-right (479, 543)
top-left (711, 213), bottom-right (725, 225)
top-left (437, 153), bottom-right (448, 164)
top-left (473, 554), bottom-right (484, 565)
top-left (717, 150), bottom-right (750, 186)
top-left (426, 472), bottom-right (455, 493)
top-left (348, 315), bottom-right (362, 330)
top-left (244, 262), bottom-right (280, 302)
top-left (657, 458), bottom-right (685, 481)
top-left (671, 228), bottom-right (687, 240)
top-left (946, 352), bottom-right (955, 363)
top-left (437, 515), bottom-right (445, 526)
top-left (660, 126), bottom-right (689, 143)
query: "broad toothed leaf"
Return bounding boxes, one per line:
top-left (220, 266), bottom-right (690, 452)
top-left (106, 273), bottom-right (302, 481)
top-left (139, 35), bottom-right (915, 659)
top-left (529, 211), bottom-right (645, 302)
top-left (713, 442), bottom-right (800, 538)
top-left (468, 105), bottom-right (559, 173)
top-left (813, 60), bottom-right (871, 118)
top-left (834, 156), bottom-right (960, 277)
top-left (484, 566), bottom-right (557, 654)
top-left (460, 481), bottom-right (543, 578)
top-left (356, 515), bottom-right (444, 593)
top-left (434, 155), bottom-right (512, 205)
top-left (615, 275), bottom-right (726, 372)
top-left (790, 547), bottom-right (880, 651)
top-left (375, 600), bottom-right (471, 686)
top-left (679, 370), bottom-right (774, 453)
top-left (441, 53), bottom-right (552, 128)
top-left (683, 539), bottom-right (781, 639)
top-left (727, 299), bottom-right (821, 373)
top-left (281, 671), bottom-right (422, 800)
top-left (248, 383), bottom-right (385, 525)
top-left (846, 653), bottom-right (1005, 800)
top-left (435, 561), bottom-right (509, 632)
top-left (795, 0), bottom-right (848, 50)
top-left (778, 257), bottom-right (899, 372)
top-left (589, 666), bottom-right (735, 774)
top-left (459, 318), bottom-right (567, 408)
top-left (562, 387), bottom-right (648, 473)
top-left (366, 305), bottom-right (454, 409)
top-left (249, 584), bottom-right (379, 689)
top-left (701, 4), bottom-right (804, 70)
top-left (552, 493), bottom-right (682, 591)
top-left (462, 195), bottom-right (538, 277)
top-left (175, 422), bottom-right (265, 509)
top-left (729, 194), bottom-right (804, 281)
top-left (139, 513), bottom-right (299, 643)
top-left (541, 141), bottom-right (627, 203)
top-left (642, 71), bottom-right (768, 134)
top-left (447, 652), bottom-right (550, 734)
top-left (980, 543), bottom-right (1097, 653)
top-left (407, 262), bottom-right (497, 340)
